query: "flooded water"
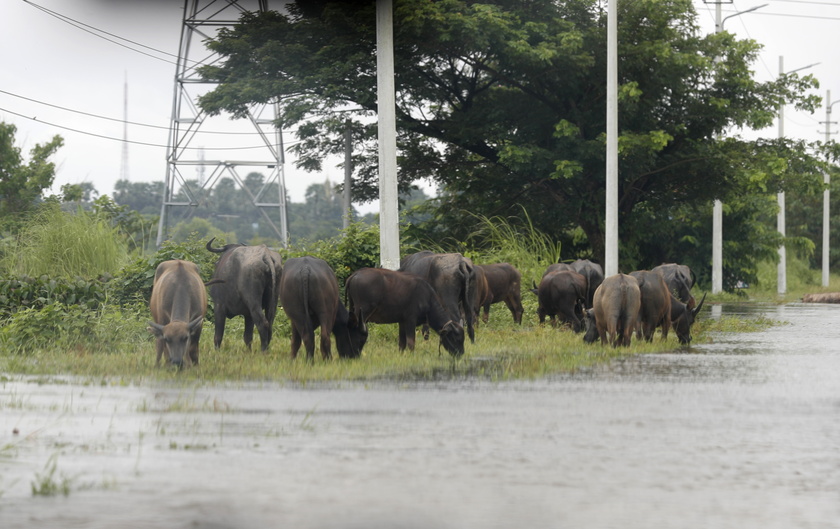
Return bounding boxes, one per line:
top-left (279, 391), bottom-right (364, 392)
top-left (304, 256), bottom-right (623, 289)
top-left (1, 303), bottom-right (839, 528)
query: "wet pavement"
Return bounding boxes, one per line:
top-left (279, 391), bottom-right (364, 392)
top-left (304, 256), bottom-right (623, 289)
top-left (1, 302), bottom-right (838, 528)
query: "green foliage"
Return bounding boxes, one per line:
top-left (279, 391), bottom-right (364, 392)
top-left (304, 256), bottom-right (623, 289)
top-left (195, 0), bottom-right (825, 279)
top-left (0, 122), bottom-right (64, 227)
top-left (0, 275), bottom-right (108, 318)
top-left (110, 234), bottom-right (223, 305)
top-left (89, 195), bottom-right (158, 253)
top-left (1, 203), bottom-right (129, 278)
top-left (284, 221), bottom-right (381, 287)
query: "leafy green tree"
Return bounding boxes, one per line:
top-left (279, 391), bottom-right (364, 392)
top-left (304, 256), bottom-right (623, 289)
top-left (0, 122), bottom-right (64, 226)
top-left (113, 179), bottom-right (164, 215)
top-left (196, 0), bottom-right (824, 288)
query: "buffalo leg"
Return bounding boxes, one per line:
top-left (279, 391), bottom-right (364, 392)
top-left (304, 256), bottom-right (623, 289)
top-left (189, 329), bottom-right (201, 366)
top-left (301, 327), bottom-right (316, 361)
top-left (290, 325), bottom-right (302, 359)
top-left (214, 312), bottom-right (226, 350)
top-left (319, 324), bottom-right (332, 360)
top-left (155, 338), bottom-right (165, 367)
top-left (243, 315), bottom-right (254, 350)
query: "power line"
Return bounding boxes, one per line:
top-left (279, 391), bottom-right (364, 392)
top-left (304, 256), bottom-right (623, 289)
top-left (0, 88), bottom-right (291, 136)
top-left (0, 106), bottom-right (299, 151)
top-left (22, 0), bottom-right (182, 66)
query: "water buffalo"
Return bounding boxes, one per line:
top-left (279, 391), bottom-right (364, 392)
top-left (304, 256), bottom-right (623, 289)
top-left (570, 259), bottom-right (604, 309)
top-left (147, 259), bottom-right (209, 368)
top-left (279, 256), bottom-right (367, 361)
top-left (533, 269), bottom-right (587, 332)
top-left (345, 267), bottom-right (465, 357)
top-left (206, 238), bottom-right (283, 351)
top-left (587, 273), bottom-right (641, 347)
top-left (476, 263), bottom-right (524, 324)
top-left (399, 251), bottom-right (477, 343)
top-left (670, 292), bottom-right (706, 344)
top-left (472, 265), bottom-right (494, 325)
top-left (629, 270), bottom-right (672, 342)
top-left (653, 263), bottom-right (696, 308)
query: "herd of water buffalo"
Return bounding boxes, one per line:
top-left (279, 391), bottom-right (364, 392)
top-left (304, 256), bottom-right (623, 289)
top-left (147, 239), bottom-right (703, 368)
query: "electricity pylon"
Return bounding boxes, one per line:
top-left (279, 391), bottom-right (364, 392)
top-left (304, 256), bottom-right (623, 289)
top-left (157, 0), bottom-right (288, 247)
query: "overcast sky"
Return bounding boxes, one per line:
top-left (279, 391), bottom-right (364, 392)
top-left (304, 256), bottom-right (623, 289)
top-left (2, 0), bottom-right (839, 211)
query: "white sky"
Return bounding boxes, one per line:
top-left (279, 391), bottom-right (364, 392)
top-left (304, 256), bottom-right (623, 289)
top-left (1, 0), bottom-right (838, 213)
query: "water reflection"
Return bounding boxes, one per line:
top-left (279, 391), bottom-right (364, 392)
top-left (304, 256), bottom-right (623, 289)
top-left (1, 303), bottom-right (838, 529)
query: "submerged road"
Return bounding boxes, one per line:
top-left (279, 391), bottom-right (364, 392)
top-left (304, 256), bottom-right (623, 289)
top-left (1, 302), bottom-right (838, 528)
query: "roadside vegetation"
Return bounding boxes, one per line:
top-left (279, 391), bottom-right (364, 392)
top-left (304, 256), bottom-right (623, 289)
top-left (0, 207), bottom-right (789, 385)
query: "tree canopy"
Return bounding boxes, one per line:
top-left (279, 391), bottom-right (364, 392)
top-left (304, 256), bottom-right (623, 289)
top-left (0, 122), bottom-right (64, 225)
top-left (197, 0), bottom-right (825, 288)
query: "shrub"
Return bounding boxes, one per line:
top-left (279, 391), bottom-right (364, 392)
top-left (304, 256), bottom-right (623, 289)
top-left (0, 275), bottom-right (108, 318)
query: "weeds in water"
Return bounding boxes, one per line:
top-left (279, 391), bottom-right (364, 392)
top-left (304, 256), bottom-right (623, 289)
top-left (31, 454), bottom-right (73, 497)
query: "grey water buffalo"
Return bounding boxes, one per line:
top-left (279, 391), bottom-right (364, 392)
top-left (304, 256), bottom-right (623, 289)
top-left (571, 259), bottom-right (604, 309)
top-left (147, 259), bottom-right (210, 368)
top-left (653, 263), bottom-right (696, 308)
top-left (533, 268), bottom-right (587, 332)
top-left (629, 270), bottom-right (672, 341)
top-left (206, 238), bottom-right (283, 351)
top-left (279, 256), bottom-right (367, 361)
top-left (670, 292), bottom-right (706, 344)
top-left (345, 267), bottom-right (465, 357)
top-left (476, 263), bottom-right (524, 324)
top-left (399, 251), bottom-right (477, 343)
top-left (586, 273), bottom-right (641, 347)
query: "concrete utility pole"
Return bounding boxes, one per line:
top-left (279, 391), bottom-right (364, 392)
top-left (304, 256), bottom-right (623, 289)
top-left (711, 2), bottom-right (767, 294)
top-left (604, 0), bottom-right (618, 276)
top-left (777, 56), bottom-right (819, 295)
top-left (376, 0), bottom-right (400, 270)
top-left (343, 122), bottom-right (352, 230)
top-left (820, 90), bottom-right (840, 286)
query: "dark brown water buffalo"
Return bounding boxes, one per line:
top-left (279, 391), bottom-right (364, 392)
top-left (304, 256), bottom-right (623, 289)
top-left (206, 238), bottom-right (283, 351)
top-left (534, 269), bottom-right (587, 332)
top-left (147, 259), bottom-right (209, 368)
top-left (472, 264), bottom-right (494, 325)
top-left (345, 267), bottom-right (465, 356)
top-left (541, 262), bottom-right (575, 278)
top-left (629, 270), bottom-right (672, 342)
top-left (570, 259), bottom-right (604, 309)
top-left (476, 263), bottom-right (524, 324)
top-left (399, 251), bottom-right (477, 343)
top-left (279, 256), bottom-right (367, 361)
top-left (670, 292), bottom-right (706, 345)
top-left (653, 263), bottom-right (696, 308)
top-left (587, 273), bottom-right (641, 347)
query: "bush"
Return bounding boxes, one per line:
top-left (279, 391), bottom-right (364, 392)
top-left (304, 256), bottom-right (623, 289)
top-left (1, 203), bottom-right (128, 278)
top-left (110, 234), bottom-right (225, 305)
top-left (0, 275), bottom-right (108, 318)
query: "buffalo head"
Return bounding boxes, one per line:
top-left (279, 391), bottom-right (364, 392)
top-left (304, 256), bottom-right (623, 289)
top-left (438, 320), bottom-right (466, 357)
top-left (672, 292), bottom-right (706, 344)
top-left (147, 316), bottom-right (204, 368)
top-left (582, 308), bottom-right (599, 344)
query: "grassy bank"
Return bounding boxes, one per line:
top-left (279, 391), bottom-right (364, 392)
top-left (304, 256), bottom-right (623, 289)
top-left (0, 302), bottom-right (772, 385)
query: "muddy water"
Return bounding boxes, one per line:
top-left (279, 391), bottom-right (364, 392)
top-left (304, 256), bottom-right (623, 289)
top-left (1, 303), bottom-right (838, 529)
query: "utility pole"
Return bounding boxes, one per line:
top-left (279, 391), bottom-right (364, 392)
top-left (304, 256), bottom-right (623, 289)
top-left (343, 121), bottom-right (352, 230)
top-left (777, 56), bottom-right (820, 296)
top-left (376, 0), bottom-right (400, 270)
top-left (819, 90), bottom-right (840, 287)
top-left (710, 2), bottom-right (767, 294)
top-left (604, 0), bottom-right (618, 276)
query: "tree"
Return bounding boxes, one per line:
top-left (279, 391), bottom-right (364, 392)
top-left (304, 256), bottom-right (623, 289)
top-left (196, 0), bottom-right (826, 285)
top-left (0, 122), bottom-right (64, 224)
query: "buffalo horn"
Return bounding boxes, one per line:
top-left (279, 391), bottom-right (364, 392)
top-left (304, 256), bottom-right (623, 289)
top-left (691, 292), bottom-right (707, 316)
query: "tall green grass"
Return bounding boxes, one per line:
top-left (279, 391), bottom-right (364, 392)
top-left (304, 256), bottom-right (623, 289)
top-left (1, 204), bottom-right (128, 278)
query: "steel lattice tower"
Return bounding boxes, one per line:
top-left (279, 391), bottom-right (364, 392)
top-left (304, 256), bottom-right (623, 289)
top-left (157, 0), bottom-right (288, 247)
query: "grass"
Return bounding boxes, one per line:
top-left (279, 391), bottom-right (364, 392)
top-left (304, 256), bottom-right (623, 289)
top-left (0, 300), bottom-right (775, 385)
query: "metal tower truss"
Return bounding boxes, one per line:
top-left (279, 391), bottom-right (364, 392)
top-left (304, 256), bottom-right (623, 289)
top-left (157, 0), bottom-right (288, 247)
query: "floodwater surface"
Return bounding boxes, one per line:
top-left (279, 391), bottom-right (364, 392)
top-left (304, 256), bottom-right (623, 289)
top-left (1, 303), bottom-right (838, 528)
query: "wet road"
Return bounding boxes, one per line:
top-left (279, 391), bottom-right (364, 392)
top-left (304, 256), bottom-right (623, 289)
top-left (1, 303), bottom-right (838, 528)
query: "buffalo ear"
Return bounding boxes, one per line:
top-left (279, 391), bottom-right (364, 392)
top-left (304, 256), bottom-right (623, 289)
top-left (188, 316), bottom-right (204, 333)
top-left (148, 322), bottom-right (165, 337)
